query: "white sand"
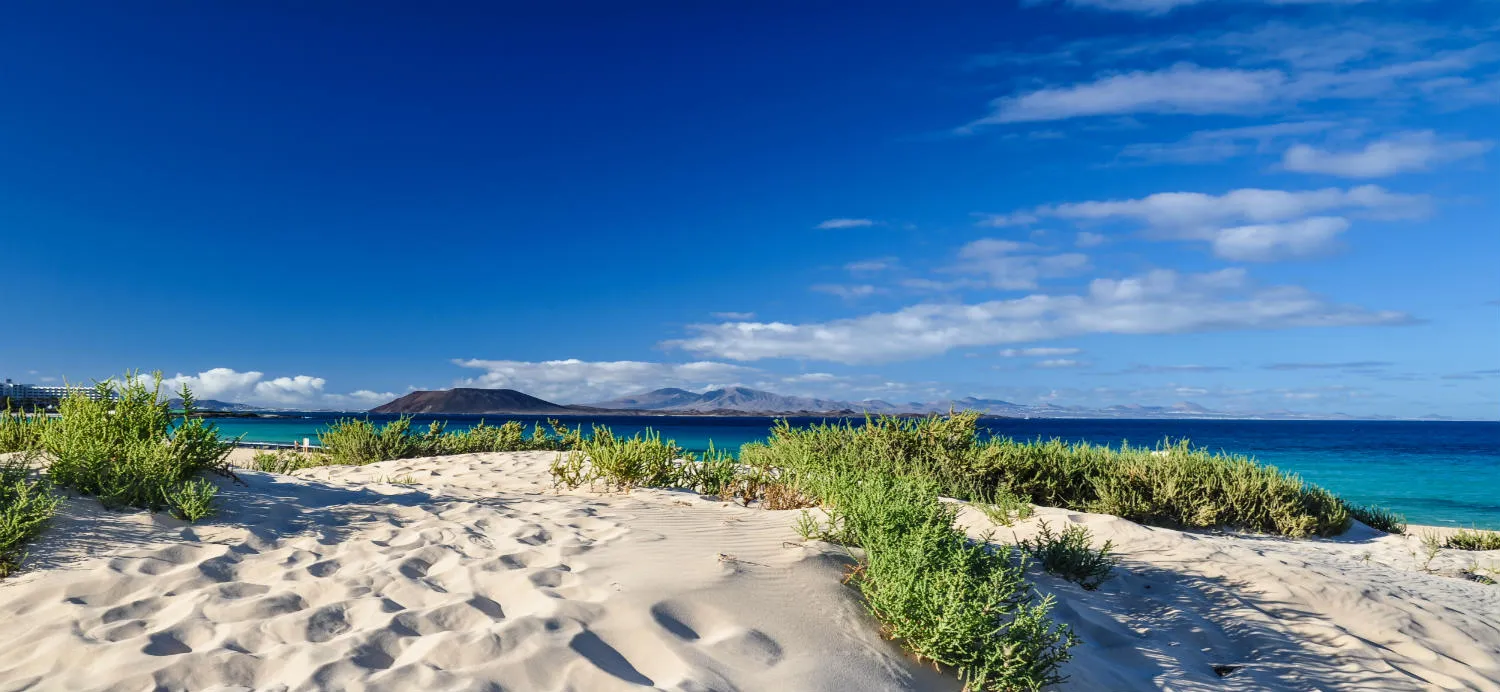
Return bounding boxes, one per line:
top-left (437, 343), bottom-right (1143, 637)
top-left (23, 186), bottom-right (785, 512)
top-left (1, 450), bottom-right (1497, 691)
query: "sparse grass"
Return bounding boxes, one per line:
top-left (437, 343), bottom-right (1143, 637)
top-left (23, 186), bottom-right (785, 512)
top-left (1417, 532), bottom-right (1443, 572)
top-left (376, 474), bottom-right (418, 485)
top-left (0, 455), bottom-right (60, 578)
top-left (251, 449), bottom-right (323, 475)
top-left (319, 417), bottom-right (582, 466)
top-left (40, 374), bottom-right (236, 519)
top-left (1347, 503), bottom-right (1407, 534)
top-left (1017, 521), bottom-right (1117, 591)
top-left (974, 487), bottom-right (1035, 527)
top-left (0, 407), bottom-right (52, 454)
top-left (1445, 528), bottom-right (1500, 551)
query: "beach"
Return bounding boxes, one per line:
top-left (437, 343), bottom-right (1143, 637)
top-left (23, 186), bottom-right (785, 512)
top-left (1, 449), bottom-right (1497, 691)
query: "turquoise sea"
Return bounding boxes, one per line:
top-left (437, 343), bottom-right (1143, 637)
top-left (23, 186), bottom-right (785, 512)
top-left (211, 414), bottom-right (1500, 530)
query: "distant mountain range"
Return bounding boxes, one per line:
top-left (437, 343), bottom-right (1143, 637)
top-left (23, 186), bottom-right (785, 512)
top-left (353, 385), bottom-right (1405, 420)
top-left (167, 398), bottom-right (261, 412)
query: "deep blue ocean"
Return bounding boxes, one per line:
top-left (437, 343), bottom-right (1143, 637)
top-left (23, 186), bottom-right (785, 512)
top-left (211, 413), bottom-right (1500, 530)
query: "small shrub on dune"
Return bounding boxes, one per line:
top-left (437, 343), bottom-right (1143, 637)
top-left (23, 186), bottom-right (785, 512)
top-left (1017, 521), bottom-right (1116, 591)
top-left (1346, 503), bottom-right (1407, 535)
top-left (41, 375), bottom-right (236, 519)
top-left (0, 455), bottom-right (60, 577)
top-left (814, 468), bottom-right (1077, 690)
top-left (552, 427), bottom-right (686, 492)
top-left (1445, 529), bottom-right (1500, 551)
top-left (251, 449), bottom-right (323, 475)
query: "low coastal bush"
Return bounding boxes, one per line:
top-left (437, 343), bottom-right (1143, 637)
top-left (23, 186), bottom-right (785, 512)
top-left (550, 427), bottom-right (686, 492)
top-left (40, 375), bottom-right (236, 518)
top-left (740, 415), bottom-right (1355, 538)
top-left (1445, 529), bottom-right (1500, 551)
top-left (251, 449), bottom-right (323, 474)
top-left (1017, 521), bottom-right (1116, 591)
top-left (0, 455), bottom-right (60, 577)
top-left (1347, 503), bottom-right (1407, 534)
top-left (794, 464), bottom-right (1077, 689)
top-left (0, 407), bottom-right (51, 454)
top-left (319, 417), bottom-right (581, 465)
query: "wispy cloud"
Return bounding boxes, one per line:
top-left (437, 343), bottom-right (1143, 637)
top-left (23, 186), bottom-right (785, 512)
top-left (1035, 358), bottom-right (1085, 368)
top-left (1282, 131), bottom-right (1493, 178)
top-left (1262, 361), bottom-right (1392, 371)
top-left (994, 185), bottom-right (1425, 261)
top-left (1120, 364), bottom-right (1233, 373)
top-left (668, 269), bottom-right (1413, 364)
top-left (817, 218), bottom-right (876, 229)
top-left (845, 257), bottom-right (898, 273)
top-left (1117, 120), bottom-right (1339, 165)
top-left (812, 283), bottom-right (884, 299)
top-left (453, 358), bottom-right (758, 403)
top-left (968, 64), bottom-right (1283, 126)
top-left (951, 239), bottom-right (1091, 290)
top-left (1024, 0), bottom-right (1370, 16)
top-left (1000, 347), bottom-right (1083, 357)
top-left (711, 311), bottom-right (756, 320)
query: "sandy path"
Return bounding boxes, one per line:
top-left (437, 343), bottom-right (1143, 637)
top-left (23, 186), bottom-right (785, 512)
top-left (2, 450), bottom-right (1497, 691)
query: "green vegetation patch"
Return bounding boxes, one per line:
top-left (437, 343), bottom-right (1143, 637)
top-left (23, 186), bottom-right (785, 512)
top-left (1445, 528), bottom-right (1500, 551)
top-left (41, 375), bottom-right (236, 521)
top-left (0, 455), bottom-right (60, 577)
top-left (318, 417), bottom-right (581, 466)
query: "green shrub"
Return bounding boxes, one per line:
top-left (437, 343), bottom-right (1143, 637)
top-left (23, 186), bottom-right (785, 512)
top-left (319, 417), bottom-right (582, 465)
top-left (0, 455), bottom-right (60, 577)
top-left (741, 417), bottom-right (1355, 538)
top-left (1346, 503), bottom-right (1407, 534)
top-left (40, 374), bottom-right (235, 520)
top-left (680, 442), bottom-right (739, 496)
top-left (251, 449), bottom-right (323, 474)
top-left (0, 407), bottom-right (52, 454)
top-left (1445, 529), bottom-right (1500, 551)
top-left (553, 427), bottom-right (686, 492)
top-left (1017, 521), bottom-right (1116, 590)
top-left (813, 468), bottom-right (1076, 690)
top-left (166, 478), bottom-right (218, 522)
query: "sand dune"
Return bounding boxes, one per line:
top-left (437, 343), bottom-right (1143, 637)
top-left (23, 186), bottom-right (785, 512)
top-left (2, 450), bottom-right (1497, 691)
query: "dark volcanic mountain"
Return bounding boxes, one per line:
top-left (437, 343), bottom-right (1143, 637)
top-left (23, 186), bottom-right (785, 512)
top-left (371, 388), bottom-right (580, 414)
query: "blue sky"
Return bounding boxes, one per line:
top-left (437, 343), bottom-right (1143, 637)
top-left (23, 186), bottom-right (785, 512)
top-left (2, 2), bottom-right (1496, 418)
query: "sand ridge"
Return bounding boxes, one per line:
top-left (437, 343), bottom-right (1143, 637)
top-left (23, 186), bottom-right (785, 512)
top-left (1, 449), bottom-right (1497, 691)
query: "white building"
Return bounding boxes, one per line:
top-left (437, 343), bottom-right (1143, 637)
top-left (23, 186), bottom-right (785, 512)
top-left (1, 379), bottom-right (108, 408)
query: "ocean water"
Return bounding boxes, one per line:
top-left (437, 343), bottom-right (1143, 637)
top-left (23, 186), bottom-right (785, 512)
top-left (210, 414), bottom-right (1500, 530)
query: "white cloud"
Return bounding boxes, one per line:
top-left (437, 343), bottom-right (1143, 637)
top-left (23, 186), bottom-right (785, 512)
top-left (817, 218), bottom-right (876, 229)
top-left (1117, 121), bottom-right (1339, 164)
top-left (952, 239), bottom-right (1091, 290)
top-left (1282, 131), bottom-right (1493, 178)
top-left (1001, 185), bottom-right (1426, 260)
top-left (453, 358), bottom-right (758, 403)
top-left (1000, 347), bottom-right (1083, 357)
top-left (667, 268), bottom-right (1412, 364)
top-left (812, 284), bottom-right (883, 299)
top-left (160, 367), bottom-right (382, 409)
top-left (1074, 232), bottom-right (1107, 248)
top-left (1211, 216), bottom-right (1350, 261)
top-left (970, 64), bottom-right (1285, 125)
top-left (975, 211), bottom-right (1039, 227)
top-left (1034, 0), bottom-right (1369, 16)
top-left (1035, 359), bottom-right (1084, 368)
top-left (845, 258), bottom-right (897, 273)
top-left (253, 375), bottom-right (327, 404)
top-left (711, 311), bottom-right (756, 320)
